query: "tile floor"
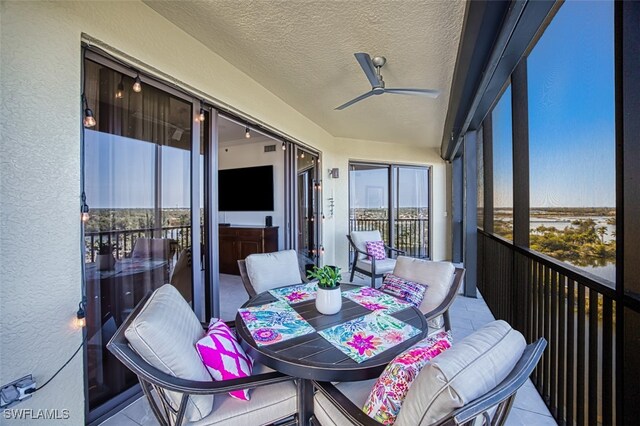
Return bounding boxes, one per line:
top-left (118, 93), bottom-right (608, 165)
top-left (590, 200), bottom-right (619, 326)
top-left (100, 273), bottom-right (556, 426)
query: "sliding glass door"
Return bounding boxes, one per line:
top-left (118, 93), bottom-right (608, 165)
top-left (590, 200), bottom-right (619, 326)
top-left (349, 162), bottom-right (430, 261)
top-left (83, 52), bottom-right (204, 416)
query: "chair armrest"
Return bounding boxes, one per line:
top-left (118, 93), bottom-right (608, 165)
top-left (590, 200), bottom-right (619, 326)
top-left (385, 246), bottom-right (405, 258)
top-left (312, 381), bottom-right (382, 426)
top-left (108, 338), bottom-right (293, 396)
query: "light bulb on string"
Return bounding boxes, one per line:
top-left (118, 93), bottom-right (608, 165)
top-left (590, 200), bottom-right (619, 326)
top-left (115, 78), bottom-right (124, 99)
top-left (76, 300), bottom-right (86, 328)
top-left (301, 152), bottom-right (305, 159)
top-left (83, 96), bottom-right (96, 128)
top-left (132, 74), bottom-right (142, 93)
top-left (281, 141), bottom-right (286, 151)
top-left (245, 127), bottom-right (251, 138)
top-left (198, 102), bottom-right (206, 122)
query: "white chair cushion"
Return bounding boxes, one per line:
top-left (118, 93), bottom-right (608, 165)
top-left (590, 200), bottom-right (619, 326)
top-left (392, 256), bottom-right (455, 314)
top-left (245, 250), bottom-right (302, 294)
top-left (125, 284), bottom-right (213, 421)
top-left (350, 230), bottom-right (383, 259)
top-left (356, 258), bottom-right (396, 274)
top-left (395, 320), bottom-right (526, 426)
top-left (313, 379), bottom-right (377, 426)
top-left (187, 362), bottom-right (297, 426)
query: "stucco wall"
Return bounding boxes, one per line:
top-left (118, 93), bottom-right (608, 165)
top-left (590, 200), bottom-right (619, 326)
top-left (0, 1), bottom-right (451, 423)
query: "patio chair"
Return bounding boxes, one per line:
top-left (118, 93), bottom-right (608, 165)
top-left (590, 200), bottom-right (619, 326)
top-left (390, 256), bottom-right (465, 333)
top-left (238, 249), bottom-right (308, 298)
top-left (131, 237), bottom-right (178, 263)
top-left (347, 230), bottom-right (405, 288)
top-left (170, 248), bottom-right (192, 303)
top-left (312, 320), bottom-right (546, 426)
top-left (107, 284), bottom-right (298, 426)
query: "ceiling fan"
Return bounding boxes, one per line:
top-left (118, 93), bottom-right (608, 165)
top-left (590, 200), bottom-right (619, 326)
top-left (335, 52), bottom-right (441, 110)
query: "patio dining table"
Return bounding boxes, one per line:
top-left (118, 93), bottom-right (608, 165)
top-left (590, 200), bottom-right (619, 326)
top-left (235, 283), bottom-right (429, 426)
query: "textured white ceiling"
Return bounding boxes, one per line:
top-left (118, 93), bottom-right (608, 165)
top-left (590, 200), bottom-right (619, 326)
top-left (144, 0), bottom-right (465, 148)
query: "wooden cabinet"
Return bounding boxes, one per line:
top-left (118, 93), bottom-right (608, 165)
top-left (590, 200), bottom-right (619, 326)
top-left (218, 226), bottom-right (279, 275)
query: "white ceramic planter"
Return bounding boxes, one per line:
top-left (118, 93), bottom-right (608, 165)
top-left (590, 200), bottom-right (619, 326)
top-left (316, 285), bottom-right (342, 315)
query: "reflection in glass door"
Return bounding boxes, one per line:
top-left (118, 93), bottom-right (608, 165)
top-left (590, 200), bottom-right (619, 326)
top-left (349, 163), bottom-right (391, 243)
top-left (349, 162), bottom-right (430, 262)
top-left (82, 53), bottom-right (202, 414)
top-left (394, 167), bottom-right (430, 258)
top-left (297, 148), bottom-right (320, 272)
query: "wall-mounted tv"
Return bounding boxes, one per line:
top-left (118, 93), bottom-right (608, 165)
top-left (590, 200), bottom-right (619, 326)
top-left (218, 165), bottom-right (274, 211)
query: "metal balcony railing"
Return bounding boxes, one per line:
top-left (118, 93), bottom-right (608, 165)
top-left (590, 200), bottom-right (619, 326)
top-left (478, 229), bottom-right (617, 425)
top-left (349, 218), bottom-right (429, 259)
top-left (84, 225), bottom-right (193, 262)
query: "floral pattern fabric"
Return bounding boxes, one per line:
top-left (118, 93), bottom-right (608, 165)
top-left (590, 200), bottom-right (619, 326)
top-left (318, 311), bottom-right (421, 363)
top-left (366, 240), bottom-right (387, 260)
top-left (343, 287), bottom-right (413, 314)
top-left (380, 274), bottom-right (428, 308)
top-left (269, 282), bottom-right (318, 304)
top-left (362, 331), bottom-right (452, 424)
top-left (238, 301), bottom-right (315, 346)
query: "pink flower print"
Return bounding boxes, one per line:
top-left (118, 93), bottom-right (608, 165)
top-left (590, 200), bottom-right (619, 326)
top-left (362, 302), bottom-right (386, 311)
top-left (382, 330), bottom-right (405, 344)
top-left (359, 287), bottom-right (379, 297)
top-left (347, 332), bottom-right (381, 356)
top-left (240, 311), bottom-right (257, 321)
top-left (286, 291), bottom-right (306, 302)
top-left (253, 328), bottom-right (282, 344)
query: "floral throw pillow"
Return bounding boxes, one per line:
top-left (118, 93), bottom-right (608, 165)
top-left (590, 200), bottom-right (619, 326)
top-left (366, 240), bottom-right (387, 261)
top-left (362, 331), bottom-right (452, 424)
top-left (196, 318), bottom-right (254, 401)
top-left (381, 274), bottom-right (428, 308)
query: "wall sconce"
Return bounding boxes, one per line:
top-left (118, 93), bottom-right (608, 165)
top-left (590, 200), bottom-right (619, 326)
top-left (328, 168), bottom-right (339, 179)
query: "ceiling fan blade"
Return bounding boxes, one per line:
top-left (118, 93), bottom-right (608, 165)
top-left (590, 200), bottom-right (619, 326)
top-left (354, 52), bottom-right (380, 87)
top-left (335, 90), bottom-right (376, 110)
top-left (384, 88), bottom-right (441, 98)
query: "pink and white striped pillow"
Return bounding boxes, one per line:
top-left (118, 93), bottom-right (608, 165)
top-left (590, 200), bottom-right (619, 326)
top-left (196, 319), bottom-right (254, 400)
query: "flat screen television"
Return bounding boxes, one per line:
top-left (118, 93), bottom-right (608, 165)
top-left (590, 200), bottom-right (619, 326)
top-left (218, 165), bottom-right (274, 211)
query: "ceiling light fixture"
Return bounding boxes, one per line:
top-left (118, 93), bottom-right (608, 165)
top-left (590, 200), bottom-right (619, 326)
top-left (115, 77), bottom-right (124, 99)
top-left (83, 96), bottom-right (96, 128)
top-left (132, 73), bottom-right (142, 93)
top-left (245, 127), bottom-right (251, 139)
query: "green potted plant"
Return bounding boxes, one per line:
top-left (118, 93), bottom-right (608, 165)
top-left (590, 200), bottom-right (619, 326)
top-left (95, 241), bottom-right (116, 271)
top-left (307, 265), bottom-right (342, 315)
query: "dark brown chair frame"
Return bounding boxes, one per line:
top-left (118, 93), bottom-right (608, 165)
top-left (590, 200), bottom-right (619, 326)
top-left (237, 259), bottom-right (308, 299)
top-left (311, 338), bottom-right (547, 426)
top-left (107, 292), bottom-right (298, 426)
top-left (346, 234), bottom-right (405, 288)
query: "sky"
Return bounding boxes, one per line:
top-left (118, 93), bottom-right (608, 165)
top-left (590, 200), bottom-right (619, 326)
top-left (493, 0), bottom-right (615, 208)
top-left (85, 130), bottom-right (191, 209)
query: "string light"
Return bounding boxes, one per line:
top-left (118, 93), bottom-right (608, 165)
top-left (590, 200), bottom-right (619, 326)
top-left (76, 299), bottom-right (86, 328)
top-left (320, 245), bottom-right (325, 255)
top-left (245, 127), bottom-right (251, 138)
top-left (281, 141), bottom-right (286, 150)
top-left (301, 151), bottom-right (305, 159)
top-left (198, 101), bottom-right (206, 122)
top-left (115, 77), bottom-right (124, 99)
top-left (81, 192), bottom-right (90, 222)
top-left (83, 96), bottom-right (96, 128)
top-left (322, 214), bottom-right (326, 222)
top-left (132, 73), bottom-right (142, 93)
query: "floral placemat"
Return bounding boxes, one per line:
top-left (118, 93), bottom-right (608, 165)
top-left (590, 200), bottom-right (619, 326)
top-left (342, 286), bottom-right (413, 314)
top-left (238, 300), bottom-right (316, 346)
top-left (269, 282), bottom-right (318, 304)
top-left (318, 311), bottom-right (421, 363)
